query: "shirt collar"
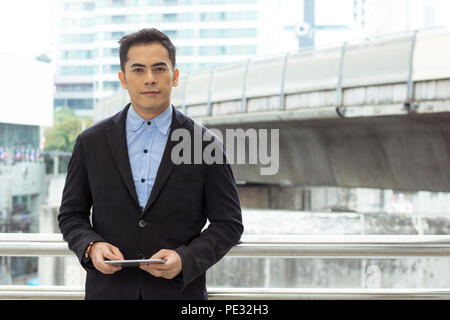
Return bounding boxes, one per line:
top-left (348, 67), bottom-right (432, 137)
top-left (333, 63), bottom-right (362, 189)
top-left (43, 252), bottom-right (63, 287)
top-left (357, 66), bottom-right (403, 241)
top-left (127, 104), bottom-right (173, 136)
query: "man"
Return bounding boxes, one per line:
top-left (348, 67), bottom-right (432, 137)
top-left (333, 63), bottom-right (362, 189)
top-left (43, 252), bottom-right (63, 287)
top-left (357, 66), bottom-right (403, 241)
top-left (58, 28), bottom-right (244, 300)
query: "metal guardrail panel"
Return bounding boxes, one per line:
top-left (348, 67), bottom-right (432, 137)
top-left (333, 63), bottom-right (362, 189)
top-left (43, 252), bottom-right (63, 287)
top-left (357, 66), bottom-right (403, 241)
top-left (245, 55), bottom-right (286, 99)
top-left (184, 69), bottom-right (211, 106)
top-left (210, 61), bottom-right (246, 103)
top-left (341, 33), bottom-right (414, 88)
top-left (285, 46), bottom-right (342, 94)
top-left (413, 28), bottom-right (450, 81)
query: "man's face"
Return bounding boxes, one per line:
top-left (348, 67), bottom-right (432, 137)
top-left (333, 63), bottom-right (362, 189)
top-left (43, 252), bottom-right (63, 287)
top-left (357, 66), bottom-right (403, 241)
top-left (118, 42), bottom-right (179, 115)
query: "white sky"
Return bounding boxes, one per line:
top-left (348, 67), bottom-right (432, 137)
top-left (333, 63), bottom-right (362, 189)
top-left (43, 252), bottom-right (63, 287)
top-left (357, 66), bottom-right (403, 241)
top-left (0, 0), bottom-right (56, 59)
top-left (315, 0), bottom-right (355, 26)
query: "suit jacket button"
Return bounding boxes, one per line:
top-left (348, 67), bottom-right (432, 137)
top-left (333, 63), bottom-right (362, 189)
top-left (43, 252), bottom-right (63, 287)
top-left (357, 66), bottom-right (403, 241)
top-left (139, 220), bottom-right (147, 228)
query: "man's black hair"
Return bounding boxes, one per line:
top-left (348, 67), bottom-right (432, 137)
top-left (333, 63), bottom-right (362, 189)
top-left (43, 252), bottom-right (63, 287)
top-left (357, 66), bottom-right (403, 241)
top-left (118, 28), bottom-right (176, 72)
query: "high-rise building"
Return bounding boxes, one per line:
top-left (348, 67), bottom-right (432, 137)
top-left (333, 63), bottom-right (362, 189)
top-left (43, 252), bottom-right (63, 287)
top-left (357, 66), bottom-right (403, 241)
top-left (55, 0), bottom-right (299, 117)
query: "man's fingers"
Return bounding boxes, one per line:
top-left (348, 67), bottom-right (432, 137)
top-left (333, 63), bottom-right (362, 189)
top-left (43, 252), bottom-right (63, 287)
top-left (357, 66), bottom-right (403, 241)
top-left (110, 246), bottom-right (124, 260)
top-left (140, 265), bottom-right (162, 277)
top-left (145, 262), bottom-right (169, 270)
top-left (150, 249), bottom-right (170, 260)
top-left (140, 249), bottom-right (182, 279)
top-left (103, 248), bottom-right (121, 261)
top-left (93, 257), bottom-right (121, 274)
top-left (90, 243), bottom-right (123, 274)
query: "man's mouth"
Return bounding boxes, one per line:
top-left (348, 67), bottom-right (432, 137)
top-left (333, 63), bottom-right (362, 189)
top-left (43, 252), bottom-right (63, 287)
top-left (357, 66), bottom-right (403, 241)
top-left (142, 91), bottom-right (160, 95)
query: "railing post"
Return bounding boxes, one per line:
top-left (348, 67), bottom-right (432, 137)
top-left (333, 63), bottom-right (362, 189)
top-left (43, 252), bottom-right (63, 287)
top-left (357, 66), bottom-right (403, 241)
top-left (241, 59), bottom-right (250, 113)
top-left (405, 30), bottom-right (418, 113)
top-left (206, 66), bottom-right (216, 117)
top-left (280, 51), bottom-right (290, 110)
top-left (336, 41), bottom-right (347, 117)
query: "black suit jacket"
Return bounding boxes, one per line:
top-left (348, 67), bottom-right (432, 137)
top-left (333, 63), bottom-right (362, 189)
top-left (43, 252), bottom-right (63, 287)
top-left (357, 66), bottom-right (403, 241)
top-left (58, 103), bottom-right (243, 300)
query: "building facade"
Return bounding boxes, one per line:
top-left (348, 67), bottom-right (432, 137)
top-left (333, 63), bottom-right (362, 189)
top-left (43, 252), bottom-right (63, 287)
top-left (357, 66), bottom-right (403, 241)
top-left (54, 0), bottom-right (298, 116)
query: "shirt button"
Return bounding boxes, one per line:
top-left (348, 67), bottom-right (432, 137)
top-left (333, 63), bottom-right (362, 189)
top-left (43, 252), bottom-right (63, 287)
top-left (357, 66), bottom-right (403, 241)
top-left (141, 178), bottom-right (145, 183)
top-left (143, 149), bottom-right (148, 153)
top-left (139, 220), bottom-right (147, 228)
top-left (147, 121), bottom-right (151, 125)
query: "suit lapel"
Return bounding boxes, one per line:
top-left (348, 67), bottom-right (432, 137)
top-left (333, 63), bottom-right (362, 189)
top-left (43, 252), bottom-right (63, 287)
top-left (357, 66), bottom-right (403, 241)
top-left (141, 107), bottom-right (187, 216)
top-left (105, 103), bottom-right (140, 209)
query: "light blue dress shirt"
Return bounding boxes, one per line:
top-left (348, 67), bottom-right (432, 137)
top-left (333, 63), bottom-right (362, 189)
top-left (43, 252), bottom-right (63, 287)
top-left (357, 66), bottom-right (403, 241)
top-left (126, 104), bottom-right (173, 209)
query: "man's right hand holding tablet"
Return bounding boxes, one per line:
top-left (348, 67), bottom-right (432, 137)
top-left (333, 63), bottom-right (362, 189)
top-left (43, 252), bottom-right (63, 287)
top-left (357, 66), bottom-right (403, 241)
top-left (89, 242), bottom-right (124, 274)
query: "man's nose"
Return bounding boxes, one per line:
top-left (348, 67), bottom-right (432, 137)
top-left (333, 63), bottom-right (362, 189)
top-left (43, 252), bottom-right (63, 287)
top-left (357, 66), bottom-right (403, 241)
top-left (144, 70), bottom-right (156, 85)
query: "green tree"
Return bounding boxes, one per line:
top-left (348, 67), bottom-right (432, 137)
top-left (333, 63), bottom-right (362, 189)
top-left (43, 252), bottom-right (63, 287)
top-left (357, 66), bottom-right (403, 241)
top-left (44, 107), bottom-right (92, 152)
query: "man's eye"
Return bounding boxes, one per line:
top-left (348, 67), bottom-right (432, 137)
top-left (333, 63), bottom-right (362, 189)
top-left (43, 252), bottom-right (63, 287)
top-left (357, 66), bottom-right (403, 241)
top-left (133, 68), bottom-right (143, 72)
top-left (155, 67), bottom-right (165, 72)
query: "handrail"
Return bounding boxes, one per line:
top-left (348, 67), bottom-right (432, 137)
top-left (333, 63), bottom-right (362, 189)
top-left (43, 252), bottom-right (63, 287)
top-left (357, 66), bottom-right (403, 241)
top-left (1, 234), bottom-right (450, 257)
top-left (0, 286), bottom-right (450, 300)
top-left (1, 233), bottom-right (450, 300)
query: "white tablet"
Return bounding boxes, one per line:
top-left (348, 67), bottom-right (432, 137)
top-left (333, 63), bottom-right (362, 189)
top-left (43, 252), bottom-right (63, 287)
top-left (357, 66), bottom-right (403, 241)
top-left (104, 259), bottom-right (165, 267)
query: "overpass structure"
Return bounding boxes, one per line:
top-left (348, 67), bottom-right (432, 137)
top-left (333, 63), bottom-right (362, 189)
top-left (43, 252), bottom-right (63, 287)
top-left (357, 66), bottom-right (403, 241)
top-left (94, 28), bottom-right (450, 192)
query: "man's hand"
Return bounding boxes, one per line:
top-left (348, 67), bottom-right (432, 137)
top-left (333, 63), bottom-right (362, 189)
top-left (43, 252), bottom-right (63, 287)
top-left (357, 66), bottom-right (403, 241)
top-left (89, 242), bottom-right (124, 274)
top-left (140, 249), bottom-right (182, 279)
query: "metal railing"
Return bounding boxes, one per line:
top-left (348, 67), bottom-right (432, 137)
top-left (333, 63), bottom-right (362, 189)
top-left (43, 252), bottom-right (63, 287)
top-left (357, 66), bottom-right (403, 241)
top-left (1, 233), bottom-right (450, 299)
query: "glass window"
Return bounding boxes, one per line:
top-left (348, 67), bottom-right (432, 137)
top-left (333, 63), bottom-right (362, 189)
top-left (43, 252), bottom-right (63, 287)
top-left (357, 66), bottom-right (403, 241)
top-left (12, 195), bottom-right (31, 215)
top-left (0, 124), bottom-right (39, 149)
top-left (82, 2), bottom-right (95, 10)
top-left (130, 0), bottom-right (144, 6)
top-left (62, 33), bottom-right (96, 44)
top-left (62, 50), bottom-right (98, 60)
top-left (200, 0), bottom-right (256, 4)
top-left (61, 66), bottom-right (98, 76)
top-left (103, 81), bottom-right (121, 91)
top-left (67, 99), bottom-right (93, 109)
top-left (163, 13), bottom-right (177, 23)
top-left (97, 0), bottom-right (110, 8)
top-left (163, 29), bottom-right (194, 39)
top-left (199, 28), bottom-right (257, 38)
top-left (112, 0), bottom-right (126, 7)
top-left (103, 47), bottom-right (119, 57)
top-left (111, 31), bottom-right (126, 40)
top-left (177, 46), bottom-right (194, 55)
top-left (112, 15), bottom-right (126, 24)
top-left (102, 64), bottom-right (121, 74)
top-left (55, 83), bottom-right (93, 92)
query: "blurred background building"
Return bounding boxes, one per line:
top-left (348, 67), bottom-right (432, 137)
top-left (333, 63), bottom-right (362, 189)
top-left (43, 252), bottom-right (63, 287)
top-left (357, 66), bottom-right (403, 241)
top-left (0, 52), bottom-right (53, 284)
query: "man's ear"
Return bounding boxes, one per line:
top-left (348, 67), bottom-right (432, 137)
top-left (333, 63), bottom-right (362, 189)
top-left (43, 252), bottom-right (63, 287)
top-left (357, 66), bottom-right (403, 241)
top-left (118, 71), bottom-right (127, 89)
top-left (172, 68), bottom-right (179, 87)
